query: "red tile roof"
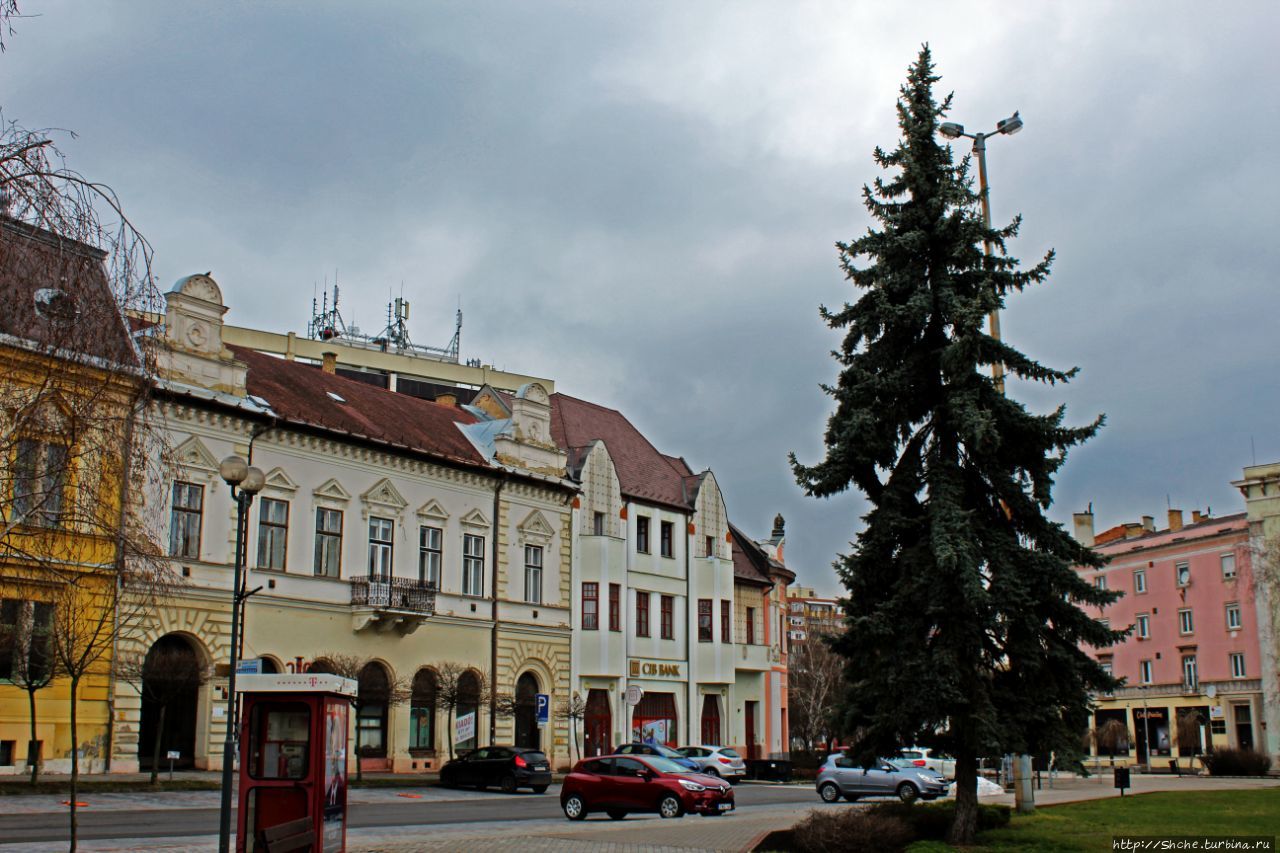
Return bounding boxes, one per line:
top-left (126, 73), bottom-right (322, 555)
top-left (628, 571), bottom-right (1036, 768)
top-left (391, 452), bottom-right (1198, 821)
top-left (229, 346), bottom-right (487, 468)
top-left (550, 393), bottom-right (692, 510)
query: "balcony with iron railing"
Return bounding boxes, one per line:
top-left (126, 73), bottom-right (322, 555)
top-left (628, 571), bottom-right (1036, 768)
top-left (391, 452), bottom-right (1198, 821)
top-left (350, 576), bottom-right (436, 635)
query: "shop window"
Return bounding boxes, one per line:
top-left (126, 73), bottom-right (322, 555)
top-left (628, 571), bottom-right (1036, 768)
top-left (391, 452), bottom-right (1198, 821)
top-left (257, 498), bottom-right (289, 570)
top-left (409, 669), bottom-right (437, 751)
top-left (314, 508), bottom-right (343, 577)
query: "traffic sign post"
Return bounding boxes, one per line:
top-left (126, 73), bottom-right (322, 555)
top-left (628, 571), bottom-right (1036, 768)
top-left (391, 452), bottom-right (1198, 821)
top-left (536, 693), bottom-right (550, 728)
top-left (167, 750), bottom-right (180, 781)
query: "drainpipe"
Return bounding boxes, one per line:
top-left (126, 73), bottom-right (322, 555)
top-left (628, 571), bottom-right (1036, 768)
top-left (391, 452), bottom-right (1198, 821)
top-left (489, 474), bottom-right (508, 745)
top-left (685, 512), bottom-right (693, 747)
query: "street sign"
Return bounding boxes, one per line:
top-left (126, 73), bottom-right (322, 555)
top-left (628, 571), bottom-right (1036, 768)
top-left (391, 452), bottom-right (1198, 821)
top-left (166, 751), bottom-right (181, 760)
top-left (625, 685), bottom-right (644, 707)
top-left (536, 693), bottom-right (550, 728)
top-left (236, 658), bottom-right (263, 675)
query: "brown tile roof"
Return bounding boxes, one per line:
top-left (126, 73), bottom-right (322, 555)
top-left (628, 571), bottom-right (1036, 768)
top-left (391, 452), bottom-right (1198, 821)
top-left (550, 393), bottom-right (692, 510)
top-left (228, 345), bottom-right (487, 468)
top-left (0, 218), bottom-right (139, 368)
top-left (730, 525), bottom-right (774, 587)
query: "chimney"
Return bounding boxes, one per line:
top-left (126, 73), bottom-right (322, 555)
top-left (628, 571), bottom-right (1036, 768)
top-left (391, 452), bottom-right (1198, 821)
top-left (436, 392), bottom-right (457, 408)
top-left (1191, 509), bottom-right (1204, 524)
top-left (1141, 515), bottom-right (1155, 533)
top-left (1072, 511), bottom-right (1095, 547)
top-left (1167, 509), bottom-right (1183, 532)
top-left (1123, 523), bottom-right (1145, 539)
top-left (321, 351), bottom-right (337, 375)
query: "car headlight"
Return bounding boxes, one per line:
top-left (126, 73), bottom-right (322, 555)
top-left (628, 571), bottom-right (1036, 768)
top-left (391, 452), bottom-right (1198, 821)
top-left (678, 779), bottom-right (707, 792)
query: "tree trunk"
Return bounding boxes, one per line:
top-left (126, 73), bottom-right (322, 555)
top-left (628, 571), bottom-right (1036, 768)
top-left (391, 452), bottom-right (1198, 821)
top-left (947, 749), bottom-right (979, 845)
top-left (27, 687), bottom-right (40, 785)
top-left (354, 706), bottom-right (363, 784)
top-left (150, 703), bottom-right (166, 785)
top-left (68, 675), bottom-right (80, 853)
top-left (447, 708), bottom-right (455, 760)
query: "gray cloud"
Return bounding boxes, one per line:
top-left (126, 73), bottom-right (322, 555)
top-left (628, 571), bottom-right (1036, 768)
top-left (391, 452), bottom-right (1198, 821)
top-left (6, 0), bottom-right (1278, 593)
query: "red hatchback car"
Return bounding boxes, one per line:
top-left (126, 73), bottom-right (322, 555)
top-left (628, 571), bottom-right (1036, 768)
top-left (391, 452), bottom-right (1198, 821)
top-left (561, 754), bottom-right (735, 820)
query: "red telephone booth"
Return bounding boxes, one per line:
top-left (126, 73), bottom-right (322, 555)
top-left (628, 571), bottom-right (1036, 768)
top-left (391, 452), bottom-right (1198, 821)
top-left (236, 673), bottom-right (357, 852)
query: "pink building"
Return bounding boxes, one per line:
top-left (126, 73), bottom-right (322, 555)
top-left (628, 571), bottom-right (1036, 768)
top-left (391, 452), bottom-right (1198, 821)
top-left (1073, 508), bottom-right (1264, 766)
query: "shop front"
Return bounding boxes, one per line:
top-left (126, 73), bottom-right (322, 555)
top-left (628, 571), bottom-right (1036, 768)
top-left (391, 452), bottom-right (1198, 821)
top-left (627, 659), bottom-right (686, 747)
top-left (1132, 706), bottom-right (1171, 764)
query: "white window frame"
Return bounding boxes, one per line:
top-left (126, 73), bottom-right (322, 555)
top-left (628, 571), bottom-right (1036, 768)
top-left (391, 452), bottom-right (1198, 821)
top-left (1229, 652), bottom-right (1246, 678)
top-left (1225, 602), bottom-right (1241, 631)
top-left (1178, 608), bottom-right (1194, 635)
top-left (1133, 569), bottom-right (1146, 594)
top-left (1182, 654), bottom-right (1198, 690)
top-left (419, 525), bottom-right (442, 589)
top-left (257, 497), bottom-right (289, 570)
top-left (1221, 553), bottom-right (1236, 580)
top-left (368, 516), bottom-right (394, 580)
top-left (462, 533), bottom-right (485, 596)
top-left (314, 507), bottom-right (343, 578)
top-left (1136, 613), bottom-right (1150, 639)
top-left (1095, 574), bottom-right (1108, 591)
top-left (1139, 659), bottom-right (1153, 684)
top-left (524, 544), bottom-right (543, 604)
top-left (1176, 561), bottom-right (1191, 587)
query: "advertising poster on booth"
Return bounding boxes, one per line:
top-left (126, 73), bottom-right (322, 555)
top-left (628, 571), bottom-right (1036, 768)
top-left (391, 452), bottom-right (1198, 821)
top-left (323, 701), bottom-right (348, 850)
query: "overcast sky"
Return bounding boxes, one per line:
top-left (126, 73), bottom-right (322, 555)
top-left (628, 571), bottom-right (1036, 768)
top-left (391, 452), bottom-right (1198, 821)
top-left (6, 2), bottom-right (1278, 595)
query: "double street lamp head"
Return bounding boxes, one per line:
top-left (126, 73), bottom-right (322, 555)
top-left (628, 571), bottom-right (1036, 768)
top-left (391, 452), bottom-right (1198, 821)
top-left (219, 454), bottom-right (265, 494)
top-left (937, 112), bottom-right (1023, 141)
top-left (996, 111), bottom-right (1023, 135)
top-left (939, 122), bottom-right (965, 140)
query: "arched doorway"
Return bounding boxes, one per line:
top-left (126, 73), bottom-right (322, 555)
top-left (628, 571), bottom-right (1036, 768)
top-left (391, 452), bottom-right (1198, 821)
top-left (356, 663), bottom-right (390, 766)
top-left (456, 670), bottom-right (481, 753)
top-left (514, 672), bottom-right (540, 749)
top-left (584, 689), bottom-right (611, 757)
top-left (410, 669), bottom-right (438, 753)
top-left (137, 634), bottom-right (204, 771)
top-left (700, 694), bottom-right (721, 746)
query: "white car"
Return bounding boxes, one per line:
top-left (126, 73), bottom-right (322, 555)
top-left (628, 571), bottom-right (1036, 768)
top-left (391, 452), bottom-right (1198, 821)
top-left (897, 747), bottom-right (956, 779)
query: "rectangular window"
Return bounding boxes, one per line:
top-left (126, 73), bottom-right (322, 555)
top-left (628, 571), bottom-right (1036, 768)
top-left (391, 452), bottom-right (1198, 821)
top-left (1182, 654), bottom-right (1198, 690)
top-left (524, 545), bottom-right (543, 604)
top-left (368, 517), bottom-right (394, 580)
top-left (169, 481), bottom-right (204, 558)
top-left (1094, 574), bottom-right (1107, 590)
top-left (1221, 553), bottom-right (1236, 580)
top-left (314, 508), bottom-right (343, 577)
top-left (462, 533), bottom-right (485, 596)
top-left (1176, 561), bottom-right (1190, 587)
top-left (593, 512), bottom-right (605, 536)
top-left (256, 498), bottom-right (289, 570)
top-left (1140, 659), bottom-right (1153, 684)
top-left (0, 600), bottom-right (53, 683)
top-left (1100, 661), bottom-right (1113, 679)
top-left (746, 606), bottom-right (756, 645)
top-left (660, 594), bottom-right (674, 639)
top-left (1136, 613), bottom-right (1150, 639)
top-left (721, 600), bottom-right (730, 643)
top-left (582, 582), bottom-right (599, 630)
top-left (1179, 608), bottom-right (1194, 635)
top-left (609, 584), bottom-right (621, 632)
top-left (1134, 569), bottom-right (1147, 594)
top-left (1226, 602), bottom-right (1241, 631)
top-left (1229, 652), bottom-right (1246, 678)
top-left (660, 521), bottom-right (674, 557)
top-left (636, 516), bottom-right (650, 553)
top-left (13, 440), bottom-right (67, 527)
top-left (636, 591), bottom-right (650, 637)
top-left (698, 599), bottom-right (713, 642)
top-left (705, 535), bottom-right (714, 558)
top-left (418, 526), bottom-right (442, 588)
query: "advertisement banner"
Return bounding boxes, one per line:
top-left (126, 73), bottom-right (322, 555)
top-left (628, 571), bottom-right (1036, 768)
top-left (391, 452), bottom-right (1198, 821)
top-left (455, 711), bottom-right (476, 745)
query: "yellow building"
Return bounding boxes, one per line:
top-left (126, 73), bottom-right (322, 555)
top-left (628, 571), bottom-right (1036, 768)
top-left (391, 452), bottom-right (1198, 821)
top-left (0, 218), bottom-right (146, 775)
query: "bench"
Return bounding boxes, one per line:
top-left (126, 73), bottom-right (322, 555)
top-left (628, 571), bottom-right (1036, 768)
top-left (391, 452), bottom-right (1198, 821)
top-left (258, 816), bottom-right (315, 853)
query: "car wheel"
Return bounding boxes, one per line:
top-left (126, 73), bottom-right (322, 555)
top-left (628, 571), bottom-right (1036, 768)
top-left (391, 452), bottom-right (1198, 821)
top-left (658, 794), bottom-right (683, 819)
top-left (607, 809), bottom-right (627, 820)
top-left (500, 775), bottom-right (517, 794)
top-left (897, 783), bottom-right (920, 804)
top-left (563, 794), bottom-right (587, 821)
top-left (532, 785), bottom-right (549, 794)
top-left (704, 767), bottom-right (721, 778)
top-left (819, 782), bottom-right (842, 803)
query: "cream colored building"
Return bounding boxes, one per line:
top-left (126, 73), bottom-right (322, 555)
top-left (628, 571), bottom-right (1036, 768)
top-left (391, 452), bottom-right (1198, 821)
top-left (111, 275), bottom-right (576, 774)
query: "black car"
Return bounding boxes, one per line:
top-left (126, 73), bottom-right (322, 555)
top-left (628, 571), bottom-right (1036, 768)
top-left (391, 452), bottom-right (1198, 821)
top-left (439, 746), bottom-right (552, 793)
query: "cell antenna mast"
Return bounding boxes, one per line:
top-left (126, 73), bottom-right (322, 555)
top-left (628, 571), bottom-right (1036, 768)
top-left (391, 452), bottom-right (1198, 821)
top-left (304, 280), bottom-right (461, 364)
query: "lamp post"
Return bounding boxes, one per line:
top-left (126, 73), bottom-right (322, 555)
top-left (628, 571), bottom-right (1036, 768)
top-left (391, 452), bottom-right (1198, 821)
top-left (216, 455), bottom-right (265, 853)
top-left (939, 111), bottom-right (1023, 395)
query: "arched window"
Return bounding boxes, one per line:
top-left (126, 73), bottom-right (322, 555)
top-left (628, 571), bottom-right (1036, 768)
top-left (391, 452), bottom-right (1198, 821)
top-left (357, 663), bottom-right (390, 758)
top-left (410, 669), bottom-right (438, 751)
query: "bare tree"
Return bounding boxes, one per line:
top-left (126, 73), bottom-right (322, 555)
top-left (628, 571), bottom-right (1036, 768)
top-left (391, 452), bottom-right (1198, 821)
top-left (555, 693), bottom-right (587, 762)
top-left (312, 653), bottom-right (409, 782)
top-left (116, 639), bottom-right (210, 784)
top-left (3, 598), bottom-right (59, 783)
top-left (435, 662), bottom-right (490, 760)
top-left (787, 639), bottom-right (846, 754)
top-left (1091, 718), bottom-right (1130, 766)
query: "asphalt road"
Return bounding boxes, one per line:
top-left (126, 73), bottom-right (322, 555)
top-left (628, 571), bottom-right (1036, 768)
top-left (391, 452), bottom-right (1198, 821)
top-left (0, 783), bottom-right (822, 844)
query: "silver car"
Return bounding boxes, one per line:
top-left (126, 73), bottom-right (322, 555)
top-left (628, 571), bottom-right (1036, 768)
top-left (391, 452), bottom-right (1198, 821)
top-left (676, 746), bottom-right (747, 783)
top-left (816, 753), bottom-right (948, 804)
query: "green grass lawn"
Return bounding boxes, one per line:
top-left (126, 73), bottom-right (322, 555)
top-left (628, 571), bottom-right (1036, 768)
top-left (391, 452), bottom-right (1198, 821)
top-left (910, 789), bottom-right (1279, 851)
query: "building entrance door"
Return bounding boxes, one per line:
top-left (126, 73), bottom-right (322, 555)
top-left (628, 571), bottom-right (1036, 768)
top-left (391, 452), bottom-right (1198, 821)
top-left (744, 701), bottom-right (759, 759)
top-left (584, 689), bottom-right (611, 757)
top-left (700, 695), bottom-right (721, 745)
top-left (1233, 704), bottom-right (1254, 750)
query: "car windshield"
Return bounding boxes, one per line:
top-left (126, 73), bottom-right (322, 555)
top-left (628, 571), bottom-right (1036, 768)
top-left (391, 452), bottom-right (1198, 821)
top-left (651, 744), bottom-right (683, 759)
top-left (717, 748), bottom-right (741, 758)
top-left (644, 757), bottom-right (691, 774)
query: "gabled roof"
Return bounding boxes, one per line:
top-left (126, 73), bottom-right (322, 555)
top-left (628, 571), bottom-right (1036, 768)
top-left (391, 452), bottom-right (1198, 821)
top-left (730, 524), bottom-right (775, 588)
top-left (228, 346), bottom-right (488, 468)
top-left (0, 217), bottom-right (139, 369)
top-left (550, 393), bottom-right (692, 510)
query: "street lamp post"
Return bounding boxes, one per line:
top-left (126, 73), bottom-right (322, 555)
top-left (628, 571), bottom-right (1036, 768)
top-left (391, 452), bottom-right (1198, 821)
top-left (939, 112), bottom-right (1023, 395)
top-left (216, 455), bottom-right (265, 853)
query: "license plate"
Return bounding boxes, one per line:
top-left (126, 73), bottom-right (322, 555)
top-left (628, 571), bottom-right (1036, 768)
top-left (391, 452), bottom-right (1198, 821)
top-left (533, 764), bottom-right (547, 770)
top-left (718, 802), bottom-right (733, 811)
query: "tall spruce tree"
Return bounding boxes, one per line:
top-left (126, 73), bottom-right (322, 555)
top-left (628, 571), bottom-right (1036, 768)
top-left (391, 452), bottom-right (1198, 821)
top-left (791, 46), bottom-right (1123, 844)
